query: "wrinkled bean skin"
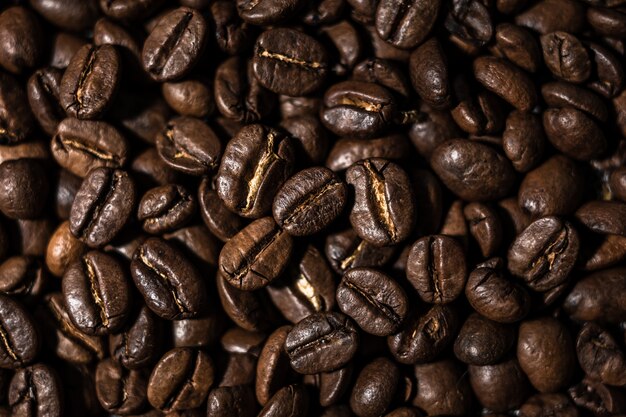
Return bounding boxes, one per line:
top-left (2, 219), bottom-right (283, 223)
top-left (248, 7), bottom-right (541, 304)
top-left (375, 0), bottom-right (440, 50)
top-left (409, 38), bottom-right (451, 109)
top-left (9, 364), bottom-right (63, 417)
top-left (0, 295), bottom-right (39, 368)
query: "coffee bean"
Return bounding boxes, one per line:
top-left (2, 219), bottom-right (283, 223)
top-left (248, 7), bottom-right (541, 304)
top-left (451, 91), bottom-right (505, 135)
top-left (445, 0), bottom-right (493, 52)
top-left (350, 357), bottom-right (400, 417)
top-left (0, 159), bottom-right (48, 220)
top-left (541, 32), bottom-right (591, 83)
top-left (52, 118), bottom-right (128, 178)
top-left (412, 360), bottom-right (472, 416)
top-left (138, 184), bottom-right (196, 234)
top-left (109, 304), bottom-right (161, 370)
top-left (99, 0), bottom-right (164, 21)
top-left (508, 216), bottom-right (579, 292)
top-left (568, 377), bottom-right (626, 416)
top-left (586, 41), bottom-right (625, 98)
top-left (324, 228), bottom-right (396, 275)
top-left (281, 115), bottom-right (329, 166)
top-left (285, 312), bottom-right (359, 374)
top-left (27, 67), bottom-right (65, 135)
top-left (337, 267), bottom-right (408, 336)
top-left (95, 358), bottom-right (147, 414)
top-left (430, 139), bottom-right (516, 201)
top-left (258, 384), bottom-right (309, 417)
top-left (162, 78), bottom-right (213, 119)
top-left (301, 0), bottom-right (345, 26)
top-left (206, 384), bottom-right (257, 417)
top-left (518, 393), bottom-right (579, 417)
top-left (9, 364), bottom-right (62, 417)
top-left (491, 23), bottom-right (541, 73)
top-left (326, 134), bottom-right (412, 172)
top-left (218, 272), bottom-right (275, 332)
top-left (541, 81), bottom-right (608, 121)
top-left (212, 0), bottom-right (253, 55)
top-left (131, 237), bottom-right (208, 320)
top-left (237, 0), bottom-right (306, 25)
top-left (142, 7), bottom-right (207, 81)
top-left (217, 124), bottom-right (295, 218)
top-left (611, 167), bottom-right (626, 202)
top-left (564, 267), bottom-right (626, 323)
top-left (346, 158), bottom-right (415, 246)
top-left (0, 256), bottom-right (46, 299)
top-left (469, 358), bottom-right (529, 412)
top-left (256, 325), bottom-right (294, 405)
top-left (253, 28), bottom-right (328, 96)
top-left (0, 7), bottom-right (44, 74)
top-left (454, 313), bottom-right (515, 365)
top-left (576, 322), bottom-right (626, 386)
top-left (502, 111), bottom-right (546, 173)
top-left (543, 107), bottom-right (607, 160)
top-left (0, 294), bottom-right (38, 368)
top-left (198, 178), bottom-right (247, 242)
top-left (409, 38), bottom-right (451, 108)
top-left (147, 348), bottom-right (214, 411)
top-left (515, 0), bottom-right (585, 35)
top-left (352, 58), bottom-right (411, 99)
top-left (273, 167), bottom-right (347, 236)
top-left (62, 250), bottom-right (131, 335)
top-left (0, 72), bottom-right (35, 145)
top-left (156, 117), bottom-right (222, 176)
top-left (304, 364), bottom-right (353, 407)
top-left (375, 0), bottom-right (440, 50)
top-left (30, 0), bottom-right (99, 31)
top-left (69, 168), bottom-right (136, 248)
top-left (474, 56), bottom-right (538, 112)
top-left (60, 44), bottom-right (121, 120)
top-left (575, 200), bottom-right (626, 236)
top-left (319, 20), bottom-right (361, 76)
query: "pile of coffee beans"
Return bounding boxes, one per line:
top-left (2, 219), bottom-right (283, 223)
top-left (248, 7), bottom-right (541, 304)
top-left (1, 0), bottom-right (626, 415)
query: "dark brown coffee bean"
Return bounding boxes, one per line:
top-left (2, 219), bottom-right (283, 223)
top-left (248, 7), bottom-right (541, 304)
top-left (406, 235), bottom-right (466, 304)
top-left (253, 28), bottom-right (329, 96)
top-left (211, 0), bottom-right (252, 55)
top-left (326, 134), bottom-right (411, 172)
top-left (346, 158), bottom-right (415, 246)
top-left (0, 294), bottom-right (38, 369)
top-left (412, 360), bottom-right (472, 416)
top-left (95, 358), bottom-right (147, 414)
top-left (576, 322), bottom-right (626, 386)
top-left (60, 44), bottom-right (120, 120)
top-left (206, 384), bottom-right (257, 417)
top-left (565, 267), bottom-right (626, 323)
top-left (409, 38), bottom-right (451, 108)
top-left (198, 178), bottom-right (246, 242)
top-left (0, 159), bottom-right (48, 220)
top-left (217, 272), bottom-right (275, 332)
top-left (375, 0), bottom-right (440, 50)
top-left (491, 23), bottom-right (541, 73)
top-left (0, 256), bottom-right (46, 299)
top-left (352, 58), bottom-right (411, 99)
top-left (586, 41), bottom-right (625, 98)
top-left (469, 358), bottom-right (529, 412)
top-left (162, 78), bottom-right (213, 119)
top-left (473, 56), bottom-right (538, 112)
top-left (575, 200), bottom-right (626, 237)
top-left (156, 117), bottom-right (222, 176)
top-left (27, 67), bottom-right (65, 136)
top-left (285, 312), bottom-right (359, 374)
top-left (52, 118), bottom-right (128, 178)
top-left (280, 115), bottom-right (328, 166)
top-left (30, 0), bottom-right (99, 31)
top-left (388, 304), bottom-right (458, 364)
top-left (611, 167), bottom-right (626, 202)
top-left (219, 217), bottom-right (293, 291)
top-left (109, 304), bottom-right (161, 370)
top-left (9, 364), bottom-right (62, 417)
top-left (0, 6), bottom-right (43, 74)
top-left (451, 91), bottom-right (506, 135)
top-left (131, 237), bottom-right (208, 320)
top-left (321, 81), bottom-right (396, 139)
top-left (445, 0), bottom-right (493, 52)
top-left (217, 124), bottom-right (295, 218)
top-left (147, 348), bottom-right (214, 412)
top-left (464, 202), bottom-right (503, 258)
top-left (409, 104), bottom-right (460, 159)
top-left (454, 313), bottom-right (515, 365)
top-left (507, 216), bottom-right (579, 292)
top-left (273, 167), bottom-right (347, 236)
top-left (569, 377), bottom-right (626, 416)
top-left (69, 168), bottom-right (135, 248)
top-left (256, 325), bottom-right (293, 405)
top-left (142, 7), bottom-right (207, 81)
top-left (237, 0), bottom-right (306, 25)
top-left (543, 107), bottom-right (607, 161)
top-left (214, 57), bottom-right (275, 123)
top-left (541, 81), bottom-right (608, 121)
top-left (304, 365), bottom-right (352, 407)
top-left (279, 95), bottom-right (322, 118)
top-left (138, 184), bottom-right (196, 234)
top-left (515, 0), bottom-right (585, 34)
top-left (337, 267), bottom-right (408, 336)
top-left (541, 32), bottom-right (591, 83)
top-left (350, 357), bottom-right (400, 417)
top-left (430, 139), bottom-right (516, 201)
top-left (324, 228), bottom-right (396, 275)
top-left (46, 222), bottom-right (87, 278)
top-left (322, 19), bottom-right (362, 75)
top-left (502, 111), bottom-right (546, 173)
top-left (466, 258), bottom-right (530, 323)
top-left (518, 393), bottom-right (579, 417)
top-left (258, 384), bottom-right (309, 417)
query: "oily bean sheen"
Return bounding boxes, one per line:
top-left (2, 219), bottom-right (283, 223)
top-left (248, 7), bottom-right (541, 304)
top-left (409, 38), bottom-right (451, 109)
top-left (375, 0), bottom-right (440, 50)
top-left (406, 235), bottom-right (467, 304)
top-left (27, 67), bottom-right (64, 136)
top-left (206, 385), bottom-right (257, 417)
top-left (564, 267), bottom-right (626, 323)
top-left (60, 44), bottom-right (120, 120)
top-left (138, 184), bottom-right (196, 234)
top-left (541, 32), bottom-right (591, 83)
top-left (62, 251), bottom-right (131, 335)
top-left (237, 0), bottom-right (305, 25)
top-left (9, 364), bottom-right (62, 417)
top-left (258, 384), bottom-right (309, 417)
top-left (346, 158), bottom-right (415, 246)
top-left (454, 313), bottom-right (515, 366)
top-left (430, 139), bottom-right (516, 201)
top-left (219, 217), bottom-right (293, 291)
top-left (131, 237), bottom-right (208, 320)
top-left (109, 305), bottom-right (160, 370)
top-left (95, 358), bottom-right (147, 415)
top-left (336, 267), bottom-right (408, 336)
top-left (0, 159), bottom-right (48, 220)
top-left (69, 168), bottom-right (136, 248)
top-left (0, 294), bottom-right (38, 368)
top-left (0, 72), bottom-right (35, 144)
top-left (217, 124), bottom-right (295, 218)
top-left (543, 108), bottom-right (607, 161)
top-left (272, 167), bottom-right (347, 236)
top-left (575, 200), bottom-right (626, 236)
top-left (142, 7), bottom-right (206, 82)
top-left (350, 357), bottom-right (400, 417)
top-left (285, 312), bottom-right (359, 374)
top-left (253, 28), bottom-right (329, 96)
top-left (507, 216), bottom-right (579, 292)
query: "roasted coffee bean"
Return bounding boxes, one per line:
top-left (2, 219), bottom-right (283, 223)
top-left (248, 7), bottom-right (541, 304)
top-left (350, 357), bottom-right (399, 417)
top-left (280, 115), bottom-right (328, 166)
top-left (575, 200), bottom-right (626, 237)
top-left (214, 57), bottom-right (275, 123)
top-left (109, 304), bottom-right (161, 370)
top-left (576, 322), bottom-right (626, 386)
top-left (451, 91), bottom-right (506, 135)
top-left (337, 267), bottom-right (408, 336)
top-left (131, 237), bottom-right (208, 320)
top-left (409, 38), bottom-right (451, 109)
top-left (320, 20), bottom-right (362, 77)
top-left (409, 104), bottom-right (460, 159)
top-left (253, 28), bottom-right (328, 96)
top-left (518, 393), bottom-right (579, 417)
top-left (147, 348), bottom-right (214, 412)
top-left (302, 0), bottom-right (345, 25)
top-left (285, 312), bottom-right (359, 374)
top-left (352, 58), bottom-right (411, 99)
top-left (0, 256), bottom-right (46, 298)
top-left (219, 217), bottom-right (293, 291)
top-left (0, 159), bottom-right (48, 220)
top-left (412, 360), bottom-right (472, 416)
top-left (95, 358), bottom-right (147, 414)
top-left (132, 147), bottom-right (181, 187)
top-left (431, 139), bottom-right (516, 201)
top-left (375, 0), bottom-right (439, 50)
top-left (198, 179), bottom-right (246, 242)
top-left (49, 32), bottom-right (88, 69)
top-left (69, 168), bottom-right (135, 248)
top-left (321, 81), bottom-right (396, 139)
top-left (454, 313), bottom-right (515, 365)
top-left (218, 272), bottom-right (275, 332)
top-left (62, 251), bottom-right (131, 335)
top-left (406, 235), bottom-right (466, 304)
top-left (211, 0), bottom-right (252, 55)
top-left (491, 23), bottom-right (541, 73)
top-left (445, 0), bottom-right (493, 51)
top-left (586, 41), bottom-right (625, 98)
top-left (142, 7), bottom-right (207, 82)
top-left (326, 134), bottom-right (411, 172)
top-left (515, 0), bottom-right (585, 34)
top-left (52, 118), bottom-right (128, 178)
top-left (206, 384), bottom-right (257, 417)
top-left (156, 117), bottom-right (222, 176)
top-left (138, 184), bottom-right (196, 234)
top-left (273, 167), bottom-right (347, 236)
top-left (0, 72), bottom-right (35, 144)
top-left (388, 304), bottom-right (458, 364)
top-left (502, 111), bottom-right (545, 173)
top-left (30, 0), bottom-right (99, 31)
top-left (507, 216), bottom-right (579, 292)
top-left (469, 358), bottom-right (529, 412)
top-left (543, 107), bottom-right (607, 161)
top-left (60, 44), bottom-right (121, 120)
top-left (237, 0), bottom-right (306, 25)
top-left (217, 124), bottom-right (295, 218)
top-left (569, 377), bottom-right (626, 415)
top-left (565, 267), bottom-right (626, 323)
top-left (256, 325), bottom-right (293, 405)
top-left (541, 32), bottom-right (591, 83)
top-left (346, 158), bottom-right (415, 246)
top-left (258, 384), bottom-right (309, 417)
top-left (0, 294), bottom-right (38, 368)
top-left (464, 203), bottom-right (503, 258)
top-left (9, 364), bottom-right (62, 417)
top-left (325, 228), bottom-right (396, 275)
top-left (466, 258), bottom-right (530, 323)
top-left (304, 364), bottom-right (352, 407)
top-left (27, 67), bottom-right (65, 136)
top-left (46, 222), bottom-right (87, 278)
top-left (0, 6), bottom-right (44, 74)
top-left (162, 78), bottom-right (213, 119)
top-left (474, 56), bottom-right (538, 112)
top-left (611, 167), bottom-right (626, 202)
top-left (541, 81), bottom-right (608, 121)
top-left (518, 317), bottom-right (576, 392)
